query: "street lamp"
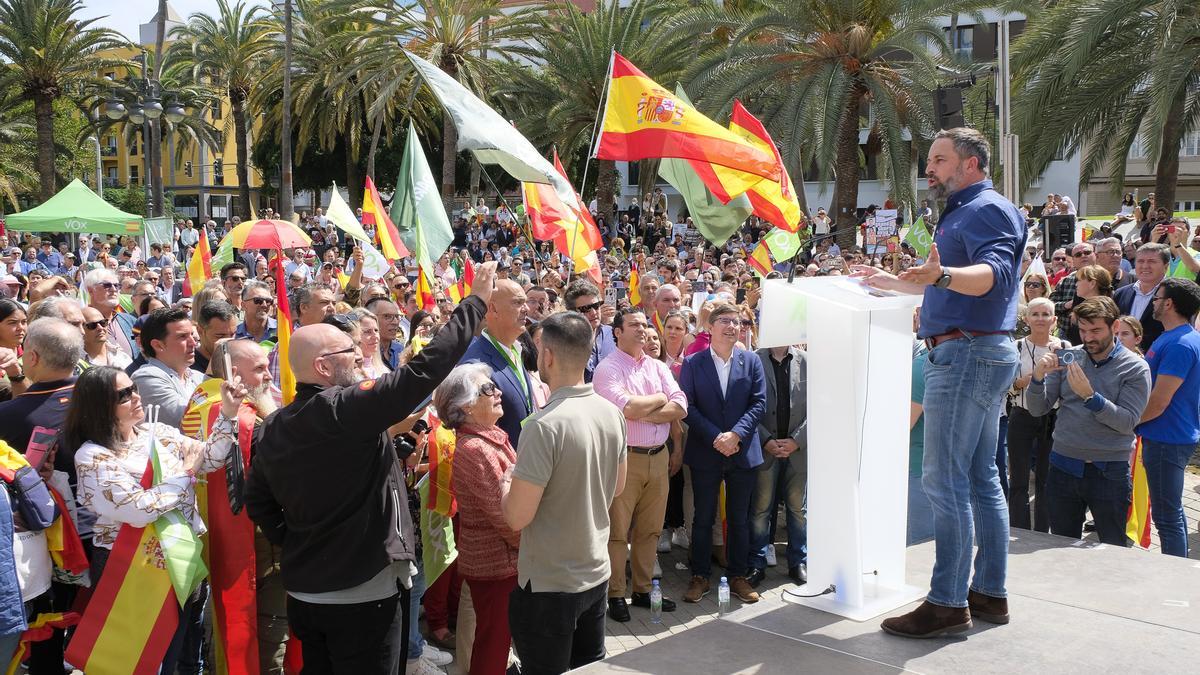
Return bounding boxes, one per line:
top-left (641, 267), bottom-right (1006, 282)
top-left (99, 50), bottom-right (162, 217)
top-left (164, 103), bottom-right (185, 124)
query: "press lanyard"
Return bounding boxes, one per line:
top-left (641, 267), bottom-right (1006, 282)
top-left (486, 333), bottom-right (531, 411)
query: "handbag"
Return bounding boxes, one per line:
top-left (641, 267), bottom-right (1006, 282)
top-left (6, 465), bottom-right (57, 532)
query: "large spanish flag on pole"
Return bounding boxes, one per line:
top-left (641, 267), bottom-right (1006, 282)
top-left (595, 53), bottom-right (780, 189)
top-left (726, 101), bottom-right (802, 232)
top-left (183, 227), bottom-right (213, 297)
top-left (522, 151), bottom-right (603, 282)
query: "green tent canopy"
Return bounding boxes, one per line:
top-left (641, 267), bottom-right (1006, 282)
top-left (6, 179), bottom-right (144, 236)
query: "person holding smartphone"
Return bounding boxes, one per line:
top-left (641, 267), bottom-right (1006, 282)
top-left (1024, 297), bottom-right (1150, 546)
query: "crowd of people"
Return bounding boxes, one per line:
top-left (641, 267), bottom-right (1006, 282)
top-left (1, 130), bottom-right (1199, 672)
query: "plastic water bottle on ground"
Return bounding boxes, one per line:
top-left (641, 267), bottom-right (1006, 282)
top-left (650, 579), bottom-right (663, 624)
top-left (717, 576), bottom-right (730, 616)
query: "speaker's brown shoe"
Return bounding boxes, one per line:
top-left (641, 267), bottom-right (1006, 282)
top-left (881, 600), bottom-right (972, 639)
top-left (968, 590), bottom-right (1010, 624)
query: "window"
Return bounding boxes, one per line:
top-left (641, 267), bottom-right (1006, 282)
top-left (129, 136), bottom-right (138, 155)
top-left (948, 26), bottom-right (973, 60)
top-left (211, 104), bottom-right (222, 121)
top-left (129, 165), bottom-right (139, 184)
top-left (1182, 131), bottom-right (1200, 157)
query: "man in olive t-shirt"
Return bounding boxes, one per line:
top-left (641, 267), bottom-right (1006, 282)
top-left (502, 312), bottom-right (628, 674)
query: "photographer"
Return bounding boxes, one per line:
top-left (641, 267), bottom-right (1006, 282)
top-left (1025, 297), bottom-right (1150, 546)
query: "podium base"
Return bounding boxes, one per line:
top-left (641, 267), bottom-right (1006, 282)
top-left (788, 581), bottom-right (927, 622)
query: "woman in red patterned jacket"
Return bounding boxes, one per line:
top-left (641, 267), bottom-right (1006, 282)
top-left (436, 363), bottom-right (520, 675)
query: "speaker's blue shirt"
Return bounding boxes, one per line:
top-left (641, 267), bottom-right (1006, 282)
top-left (918, 180), bottom-right (1026, 338)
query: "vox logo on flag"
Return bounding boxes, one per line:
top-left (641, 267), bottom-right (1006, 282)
top-left (637, 92), bottom-right (684, 126)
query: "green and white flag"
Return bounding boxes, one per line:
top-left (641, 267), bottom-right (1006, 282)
top-left (326, 185), bottom-right (371, 243)
top-left (903, 216), bottom-right (933, 257)
top-left (391, 122), bottom-right (455, 272)
top-left (147, 422), bottom-right (207, 606)
top-left (211, 232), bottom-right (235, 272)
top-left (763, 227), bottom-right (803, 262)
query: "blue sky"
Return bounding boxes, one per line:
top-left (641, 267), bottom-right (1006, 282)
top-left (83, 1), bottom-right (266, 42)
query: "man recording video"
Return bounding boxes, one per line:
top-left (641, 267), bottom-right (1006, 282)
top-left (1024, 296), bottom-right (1150, 546)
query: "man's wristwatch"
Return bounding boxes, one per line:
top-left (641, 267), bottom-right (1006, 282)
top-left (7, 372), bottom-right (25, 383)
top-left (934, 268), bottom-right (953, 289)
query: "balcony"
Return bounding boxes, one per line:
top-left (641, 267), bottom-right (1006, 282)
top-left (102, 177), bottom-right (120, 188)
top-left (100, 146), bottom-right (117, 157)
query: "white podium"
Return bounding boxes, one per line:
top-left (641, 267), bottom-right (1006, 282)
top-left (759, 277), bottom-right (926, 621)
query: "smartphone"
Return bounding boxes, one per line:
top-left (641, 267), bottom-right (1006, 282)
top-left (24, 426), bottom-right (58, 472)
top-left (1057, 349), bottom-right (1083, 367)
top-left (736, 288), bottom-right (747, 304)
top-left (605, 285), bottom-right (620, 306)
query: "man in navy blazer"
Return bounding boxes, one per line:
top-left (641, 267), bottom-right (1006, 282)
top-left (678, 302), bottom-right (767, 606)
top-left (1114, 242), bottom-right (1169, 350)
top-left (460, 279), bottom-right (535, 445)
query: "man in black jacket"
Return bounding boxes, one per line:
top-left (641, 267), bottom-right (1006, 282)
top-left (246, 262), bottom-right (495, 674)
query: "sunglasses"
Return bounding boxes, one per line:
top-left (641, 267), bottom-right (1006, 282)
top-left (116, 384), bottom-right (138, 404)
top-left (574, 300), bottom-right (603, 313)
top-left (1052, 256), bottom-right (1067, 262)
top-left (96, 281), bottom-right (119, 291)
top-left (1024, 281), bottom-right (1045, 288)
top-left (478, 381), bottom-right (500, 397)
top-left (250, 296), bottom-right (275, 306)
top-left (84, 318), bottom-right (110, 330)
top-left (1072, 251), bottom-right (1093, 257)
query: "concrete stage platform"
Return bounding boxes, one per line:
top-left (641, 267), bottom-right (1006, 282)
top-left (578, 530), bottom-right (1200, 674)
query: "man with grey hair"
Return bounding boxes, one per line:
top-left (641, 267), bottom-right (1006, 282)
top-left (237, 280), bottom-right (277, 343)
top-left (84, 268), bottom-right (138, 358)
top-left (26, 296), bottom-right (84, 332)
top-left (1094, 237), bottom-right (1133, 290)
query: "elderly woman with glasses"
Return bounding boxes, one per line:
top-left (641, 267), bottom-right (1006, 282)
top-left (435, 364), bottom-right (519, 675)
top-left (63, 365), bottom-right (246, 672)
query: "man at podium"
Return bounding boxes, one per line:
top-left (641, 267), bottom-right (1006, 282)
top-left (853, 128), bottom-right (1024, 639)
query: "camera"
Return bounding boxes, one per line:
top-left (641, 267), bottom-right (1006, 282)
top-left (393, 419), bottom-right (430, 461)
top-left (1057, 349), bottom-right (1083, 367)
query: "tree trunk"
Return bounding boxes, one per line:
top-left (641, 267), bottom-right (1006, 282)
top-left (366, 113), bottom-right (383, 181)
top-left (788, 151), bottom-right (808, 217)
top-left (1155, 88), bottom-right (1186, 217)
top-left (441, 110), bottom-right (458, 211)
top-left (33, 92), bottom-right (56, 202)
top-left (834, 89), bottom-right (863, 248)
top-left (279, 0), bottom-right (295, 219)
top-left (231, 92), bottom-right (253, 219)
top-left (637, 159), bottom-right (660, 207)
top-left (346, 146), bottom-right (362, 211)
top-left (597, 159), bottom-right (617, 222)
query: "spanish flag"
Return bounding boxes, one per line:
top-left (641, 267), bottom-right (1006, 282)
top-left (628, 263), bottom-right (641, 307)
top-left (748, 240), bottom-right (773, 278)
top-left (183, 228), bottom-right (213, 297)
top-left (362, 176), bottom-right (410, 261)
top-left (447, 257), bottom-right (474, 304)
top-left (726, 101), bottom-right (802, 232)
top-left (272, 253), bottom-right (296, 404)
top-left (415, 266), bottom-right (437, 311)
top-left (7, 612), bottom-right (80, 675)
top-left (595, 53), bottom-right (780, 188)
top-left (1126, 437), bottom-right (1153, 548)
top-left (523, 151), bottom-right (604, 278)
top-left (65, 463), bottom-right (179, 675)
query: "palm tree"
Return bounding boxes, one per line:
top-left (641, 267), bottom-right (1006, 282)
top-left (0, 90), bottom-right (37, 209)
top-left (0, 0), bottom-right (127, 201)
top-left (1012, 0), bottom-right (1199, 214)
top-left (342, 0), bottom-right (540, 206)
top-left (169, 0), bottom-right (274, 219)
top-left (497, 0), bottom-right (693, 219)
top-left (675, 0), bottom-right (993, 247)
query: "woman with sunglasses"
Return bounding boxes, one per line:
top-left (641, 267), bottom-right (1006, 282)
top-left (737, 304), bottom-right (758, 350)
top-left (1015, 273), bottom-right (1051, 338)
top-left (0, 298), bottom-right (28, 397)
top-left (63, 365), bottom-right (246, 672)
top-left (349, 308), bottom-right (390, 378)
top-left (80, 305), bottom-right (132, 369)
top-left (435, 364), bottom-right (519, 675)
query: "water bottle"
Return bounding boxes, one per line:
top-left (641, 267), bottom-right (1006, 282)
top-left (650, 579), bottom-right (663, 624)
top-left (717, 576), bottom-right (730, 615)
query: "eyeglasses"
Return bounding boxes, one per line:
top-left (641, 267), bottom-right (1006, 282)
top-left (478, 382), bottom-right (500, 398)
top-left (96, 281), bottom-right (119, 291)
top-left (250, 296), bottom-right (275, 306)
top-left (713, 316), bottom-right (741, 327)
top-left (574, 300), bottom-right (603, 313)
top-left (1072, 251), bottom-right (1093, 257)
top-left (1052, 256), bottom-right (1068, 262)
top-left (116, 384), bottom-right (138, 404)
top-left (318, 345), bottom-right (357, 359)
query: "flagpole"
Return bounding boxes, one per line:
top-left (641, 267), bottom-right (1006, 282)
top-left (578, 48), bottom-right (616, 209)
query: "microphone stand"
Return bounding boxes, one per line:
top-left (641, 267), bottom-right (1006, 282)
top-left (787, 230), bottom-right (842, 283)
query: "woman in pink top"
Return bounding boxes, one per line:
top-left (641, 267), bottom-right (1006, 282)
top-left (437, 364), bottom-right (520, 675)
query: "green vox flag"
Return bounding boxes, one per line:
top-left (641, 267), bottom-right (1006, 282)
top-left (763, 227), bottom-right (802, 261)
top-left (903, 216), bottom-right (932, 257)
top-left (390, 122), bottom-right (455, 267)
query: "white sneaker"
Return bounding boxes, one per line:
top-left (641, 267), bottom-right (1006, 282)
top-left (405, 656), bottom-right (444, 675)
top-left (765, 545), bottom-right (777, 567)
top-left (422, 644), bottom-right (454, 667)
top-left (653, 557), bottom-right (662, 578)
top-left (657, 530), bottom-right (673, 553)
top-left (671, 527), bottom-right (690, 549)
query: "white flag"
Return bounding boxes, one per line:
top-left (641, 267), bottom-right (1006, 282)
top-left (326, 185), bottom-right (371, 242)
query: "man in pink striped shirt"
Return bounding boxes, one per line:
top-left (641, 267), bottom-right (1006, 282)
top-left (593, 307), bottom-right (688, 622)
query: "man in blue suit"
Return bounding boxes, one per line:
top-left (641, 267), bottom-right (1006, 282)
top-left (460, 278), bottom-right (535, 445)
top-left (679, 301), bottom-right (767, 606)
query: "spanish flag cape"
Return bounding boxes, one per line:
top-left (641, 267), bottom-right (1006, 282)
top-left (0, 439), bottom-right (88, 579)
top-left (181, 379), bottom-right (303, 675)
top-left (1126, 437), bottom-right (1153, 548)
top-left (6, 612), bottom-right (80, 675)
top-left (64, 461), bottom-right (180, 673)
